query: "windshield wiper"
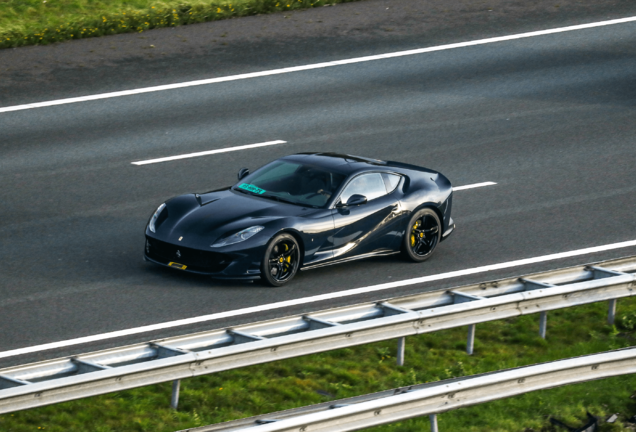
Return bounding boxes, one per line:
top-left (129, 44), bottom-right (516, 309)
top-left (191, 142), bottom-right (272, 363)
top-left (261, 195), bottom-right (297, 205)
top-left (267, 195), bottom-right (322, 208)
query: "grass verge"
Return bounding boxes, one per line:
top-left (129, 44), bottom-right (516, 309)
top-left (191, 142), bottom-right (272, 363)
top-left (1, 300), bottom-right (636, 431)
top-left (0, 0), bottom-right (362, 50)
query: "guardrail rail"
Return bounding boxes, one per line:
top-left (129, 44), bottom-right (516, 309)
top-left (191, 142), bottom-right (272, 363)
top-left (1, 255), bottom-right (635, 414)
top-left (180, 347), bottom-right (636, 432)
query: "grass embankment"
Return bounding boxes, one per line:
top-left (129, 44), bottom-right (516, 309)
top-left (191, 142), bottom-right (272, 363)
top-left (0, 0), bottom-right (360, 50)
top-left (1, 300), bottom-right (636, 432)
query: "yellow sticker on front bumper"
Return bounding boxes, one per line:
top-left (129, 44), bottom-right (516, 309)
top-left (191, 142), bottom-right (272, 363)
top-left (168, 262), bottom-right (187, 270)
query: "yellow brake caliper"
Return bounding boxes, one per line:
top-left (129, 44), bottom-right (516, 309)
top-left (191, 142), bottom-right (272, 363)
top-left (411, 221), bottom-right (419, 247)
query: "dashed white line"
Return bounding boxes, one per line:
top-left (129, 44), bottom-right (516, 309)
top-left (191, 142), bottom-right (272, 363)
top-left (2, 16), bottom-right (636, 114)
top-left (131, 140), bottom-right (287, 165)
top-left (453, 181), bottom-right (497, 191)
top-left (2, 239), bottom-right (636, 360)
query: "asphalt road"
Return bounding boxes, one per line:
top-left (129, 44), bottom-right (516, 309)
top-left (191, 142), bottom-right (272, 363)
top-left (1, 0), bottom-right (636, 368)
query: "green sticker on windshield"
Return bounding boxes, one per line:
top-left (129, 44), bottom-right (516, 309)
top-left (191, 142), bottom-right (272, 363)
top-left (239, 183), bottom-right (266, 194)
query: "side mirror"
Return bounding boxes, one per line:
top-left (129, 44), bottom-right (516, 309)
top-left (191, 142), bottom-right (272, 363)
top-left (237, 168), bottom-right (250, 181)
top-left (346, 194), bottom-right (367, 206)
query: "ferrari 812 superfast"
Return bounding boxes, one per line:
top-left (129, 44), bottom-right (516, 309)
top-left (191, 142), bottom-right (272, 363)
top-left (144, 153), bottom-right (454, 286)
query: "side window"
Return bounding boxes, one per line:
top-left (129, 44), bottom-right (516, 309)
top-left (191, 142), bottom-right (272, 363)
top-left (382, 173), bottom-right (401, 193)
top-left (339, 173), bottom-right (387, 204)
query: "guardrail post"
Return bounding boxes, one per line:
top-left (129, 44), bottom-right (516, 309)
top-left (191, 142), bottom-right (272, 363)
top-left (539, 311), bottom-right (547, 339)
top-left (608, 299), bottom-right (617, 325)
top-left (429, 414), bottom-right (439, 432)
top-left (171, 379), bottom-right (181, 410)
top-left (397, 337), bottom-right (405, 366)
top-left (467, 324), bottom-right (476, 355)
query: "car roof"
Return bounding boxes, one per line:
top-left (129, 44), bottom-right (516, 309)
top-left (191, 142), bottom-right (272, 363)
top-left (282, 152), bottom-right (389, 175)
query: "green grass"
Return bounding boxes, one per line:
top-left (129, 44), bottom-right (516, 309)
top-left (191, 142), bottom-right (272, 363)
top-left (0, 0), bottom-right (362, 49)
top-left (2, 301), bottom-right (636, 432)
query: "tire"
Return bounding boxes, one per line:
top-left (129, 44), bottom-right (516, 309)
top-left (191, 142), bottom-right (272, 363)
top-left (260, 233), bottom-right (301, 287)
top-left (402, 208), bottom-right (441, 262)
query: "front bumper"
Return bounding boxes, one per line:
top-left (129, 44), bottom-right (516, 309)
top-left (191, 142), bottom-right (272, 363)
top-left (144, 237), bottom-right (263, 279)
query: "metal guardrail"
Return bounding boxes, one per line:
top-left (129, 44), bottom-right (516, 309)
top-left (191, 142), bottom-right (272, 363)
top-left (0, 256), bottom-right (635, 414)
top-left (181, 347), bottom-right (636, 432)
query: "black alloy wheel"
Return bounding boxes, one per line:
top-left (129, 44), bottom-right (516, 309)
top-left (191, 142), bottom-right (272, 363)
top-left (261, 233), bottom-right (301, 286)
top-left (402, 208), bottom-right (441, 262)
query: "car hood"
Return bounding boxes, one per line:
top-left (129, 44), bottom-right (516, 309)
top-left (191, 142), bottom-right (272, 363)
top-left (153, 188), bottom-right (313, 247)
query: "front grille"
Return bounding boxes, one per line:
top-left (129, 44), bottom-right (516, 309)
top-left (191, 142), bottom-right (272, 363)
top-left (146, 238), bottom-right (231, 273)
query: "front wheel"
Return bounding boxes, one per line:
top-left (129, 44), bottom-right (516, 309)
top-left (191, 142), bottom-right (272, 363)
top-left (261, 233), bottom-right (300, 287)
top-left (402, 208), bottom-right (441, 262)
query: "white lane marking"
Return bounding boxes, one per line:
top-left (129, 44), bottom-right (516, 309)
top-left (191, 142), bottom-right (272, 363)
top-left (453, 181), bottom-right (497, 191)
top-left (2, 17), bottom-right (636, 114)
top-left (131, 140), bottom-right (287, 165)
top-left (2, 239), bottom-right (636, 360)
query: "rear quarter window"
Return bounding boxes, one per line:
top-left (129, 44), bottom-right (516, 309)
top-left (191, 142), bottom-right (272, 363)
top-left (382, 173), bottom-right (401, 193)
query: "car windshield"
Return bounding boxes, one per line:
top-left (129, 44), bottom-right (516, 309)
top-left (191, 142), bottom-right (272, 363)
top-left (233, 160), bottom-right (346, 208)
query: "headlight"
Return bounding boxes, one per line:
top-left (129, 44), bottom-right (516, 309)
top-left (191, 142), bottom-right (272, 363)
top-left (148, 203), bottom-right (166, 233)
top-left (211, 226), bottom-right (264, 247)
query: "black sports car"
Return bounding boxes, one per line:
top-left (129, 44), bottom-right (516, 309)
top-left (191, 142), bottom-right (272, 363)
top-left (144, 153), bottom-right (454, 286)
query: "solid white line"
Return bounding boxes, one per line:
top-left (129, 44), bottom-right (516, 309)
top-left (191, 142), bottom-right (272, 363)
top-left (2, 16), bottom-right (636, 114)
top-left (131, 140), bottom-right (287, 165)
top-left (2, 239), bottom-right (636, 360)
top-left (453, 182), bottom-right (497, 191)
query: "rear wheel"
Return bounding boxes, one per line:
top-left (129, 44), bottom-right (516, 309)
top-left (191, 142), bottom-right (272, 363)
top-left (402, 208), bottom-right (441, 262)
top-left (261, 233), bottom-right (300, 287)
